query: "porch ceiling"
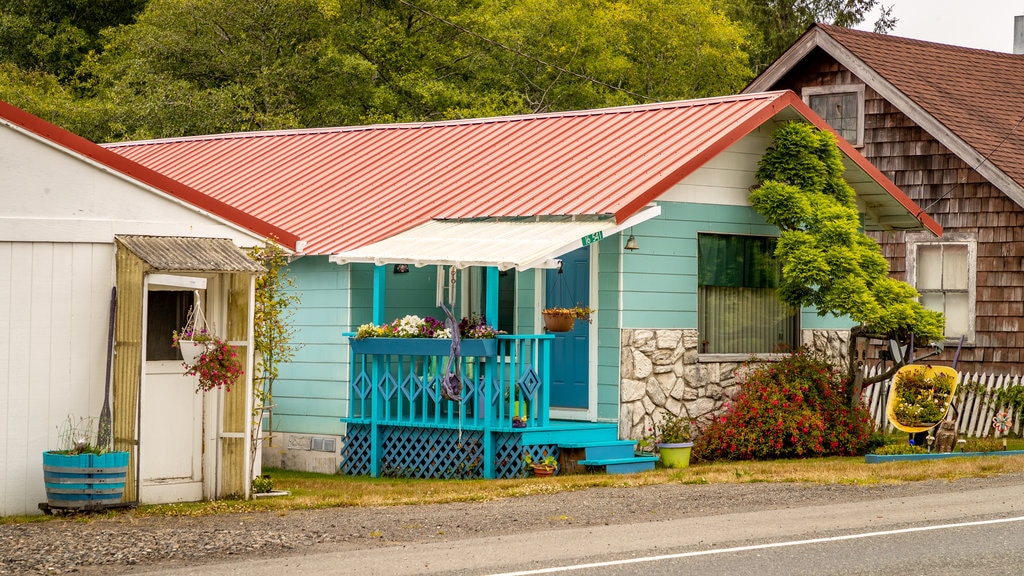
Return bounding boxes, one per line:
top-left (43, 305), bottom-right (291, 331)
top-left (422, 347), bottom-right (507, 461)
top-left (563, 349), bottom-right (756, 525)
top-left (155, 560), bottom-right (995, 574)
top-left (329, 205), bottom-right (661, 271)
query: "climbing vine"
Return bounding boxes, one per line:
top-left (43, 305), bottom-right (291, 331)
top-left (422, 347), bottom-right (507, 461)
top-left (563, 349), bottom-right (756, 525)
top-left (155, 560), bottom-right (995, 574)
top-left (247, 238), bottom-right (301, 481)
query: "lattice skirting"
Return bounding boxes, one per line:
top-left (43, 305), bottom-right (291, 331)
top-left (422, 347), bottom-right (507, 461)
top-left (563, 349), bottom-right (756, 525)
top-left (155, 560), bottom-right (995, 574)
top-left (339, 424), bottom-right (558, 479)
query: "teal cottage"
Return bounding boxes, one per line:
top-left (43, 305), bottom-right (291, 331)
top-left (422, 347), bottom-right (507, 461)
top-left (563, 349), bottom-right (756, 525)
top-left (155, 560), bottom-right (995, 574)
top-left (107, 91), bottom-right (940, 478)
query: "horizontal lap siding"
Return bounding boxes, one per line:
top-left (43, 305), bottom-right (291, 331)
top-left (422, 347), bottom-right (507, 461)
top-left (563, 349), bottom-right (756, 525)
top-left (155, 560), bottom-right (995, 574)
top-left (272, 256), bottom-right (349, 436)
top-left (777, 56), bottom-right (1024, 375)
top-left (621, 202), bottom-right (779, 330)
top-left (1, 242), bottom-right (112, 516)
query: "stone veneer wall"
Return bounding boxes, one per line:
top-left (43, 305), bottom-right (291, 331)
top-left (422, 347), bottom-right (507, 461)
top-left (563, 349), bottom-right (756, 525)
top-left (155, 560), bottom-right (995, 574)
top-left (619, 329), bottom-right (850, 442)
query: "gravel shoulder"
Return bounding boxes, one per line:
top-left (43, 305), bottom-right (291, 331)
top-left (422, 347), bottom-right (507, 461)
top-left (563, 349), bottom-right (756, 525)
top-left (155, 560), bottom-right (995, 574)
top-left (4, 472), bottom-right (1024, 575)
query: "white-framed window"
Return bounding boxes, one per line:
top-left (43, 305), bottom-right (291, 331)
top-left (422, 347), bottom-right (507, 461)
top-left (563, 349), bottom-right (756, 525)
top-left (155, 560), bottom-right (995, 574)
top-left (802, 84), bottom-right (865, 146)
top-left (697, 233), bottom-right (798, 354)
top-left (906, 234), bottom-right (976, 343)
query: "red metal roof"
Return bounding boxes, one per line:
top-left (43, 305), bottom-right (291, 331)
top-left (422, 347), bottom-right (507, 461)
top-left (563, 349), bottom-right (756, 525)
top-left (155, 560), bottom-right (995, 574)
top-left (106, 91), bottom-right (939, 255)
top-left (0, 99), bottom-right (298, 250)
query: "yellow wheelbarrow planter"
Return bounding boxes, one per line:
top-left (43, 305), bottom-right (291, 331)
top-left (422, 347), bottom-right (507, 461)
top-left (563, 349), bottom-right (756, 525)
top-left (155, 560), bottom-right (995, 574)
top-left (885, 364), bottom-right (959, 433)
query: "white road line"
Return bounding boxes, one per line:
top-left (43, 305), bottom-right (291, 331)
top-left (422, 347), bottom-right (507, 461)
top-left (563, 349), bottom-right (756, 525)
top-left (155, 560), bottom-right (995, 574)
top-left (487, 515), bottom-right (1024, 576)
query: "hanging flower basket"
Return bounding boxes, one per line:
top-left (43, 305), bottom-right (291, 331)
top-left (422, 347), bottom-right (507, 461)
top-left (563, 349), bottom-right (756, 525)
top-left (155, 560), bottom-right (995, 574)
top-left (177, 340), bottom-right (210, 366)
top-left (542, 311), bottom-right (576, 332)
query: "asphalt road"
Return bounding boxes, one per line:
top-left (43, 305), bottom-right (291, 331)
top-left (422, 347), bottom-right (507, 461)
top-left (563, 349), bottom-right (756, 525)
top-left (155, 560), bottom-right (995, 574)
top-left (128, 479), bottom-right (1024, 576)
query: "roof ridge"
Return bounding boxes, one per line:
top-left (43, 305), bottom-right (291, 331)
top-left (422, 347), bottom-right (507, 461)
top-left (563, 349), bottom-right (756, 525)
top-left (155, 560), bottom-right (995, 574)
top-left (105, 92), bottom-right (789, 148)
top-left (817, 22), bottom-right (1024, 58)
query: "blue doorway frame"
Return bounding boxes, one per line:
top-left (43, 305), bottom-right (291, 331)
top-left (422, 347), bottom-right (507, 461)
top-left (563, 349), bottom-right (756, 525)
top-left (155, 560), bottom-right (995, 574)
top-left (545, 247), bottom-right (590, 410)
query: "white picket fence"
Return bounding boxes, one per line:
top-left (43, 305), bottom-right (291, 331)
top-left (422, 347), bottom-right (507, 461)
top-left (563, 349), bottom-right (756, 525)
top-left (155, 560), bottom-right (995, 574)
top-left (861, 366), bottom-right (1023, 437)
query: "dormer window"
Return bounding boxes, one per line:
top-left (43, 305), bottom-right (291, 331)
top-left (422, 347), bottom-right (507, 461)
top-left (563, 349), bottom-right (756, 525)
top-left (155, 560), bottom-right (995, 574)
top-left (803, 85), bottom-right (865, 146)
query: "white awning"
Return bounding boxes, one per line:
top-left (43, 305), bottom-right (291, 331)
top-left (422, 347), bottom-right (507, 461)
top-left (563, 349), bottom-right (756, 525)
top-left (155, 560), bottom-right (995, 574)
top-left (329, 205), bottom-right (661, 271)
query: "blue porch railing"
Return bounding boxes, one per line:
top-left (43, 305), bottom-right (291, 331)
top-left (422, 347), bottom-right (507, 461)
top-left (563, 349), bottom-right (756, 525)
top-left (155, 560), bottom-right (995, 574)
top-left (342, 334), bottom-right (554, 478)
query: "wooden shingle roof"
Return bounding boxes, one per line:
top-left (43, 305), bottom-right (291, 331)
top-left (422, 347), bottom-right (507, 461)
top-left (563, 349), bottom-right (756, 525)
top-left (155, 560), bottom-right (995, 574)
top-left (747, 23), bottom-right (1024, 207)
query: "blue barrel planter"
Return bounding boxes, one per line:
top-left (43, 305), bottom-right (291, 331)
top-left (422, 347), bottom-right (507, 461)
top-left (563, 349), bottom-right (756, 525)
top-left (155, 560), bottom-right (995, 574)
top-left (42, 451), bottom-right (130, 509)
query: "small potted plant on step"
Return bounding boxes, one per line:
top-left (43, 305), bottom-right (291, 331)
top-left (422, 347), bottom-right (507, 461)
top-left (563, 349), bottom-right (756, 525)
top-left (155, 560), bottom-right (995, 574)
top-left (654, 412), bottom-right (694, 468)
top-left (524, 453), bottom-right (558, 476)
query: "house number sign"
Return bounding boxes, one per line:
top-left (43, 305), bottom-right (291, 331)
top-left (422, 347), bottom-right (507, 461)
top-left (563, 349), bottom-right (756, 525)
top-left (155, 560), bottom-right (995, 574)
top-left (581, 231), bottom-right (604, 246)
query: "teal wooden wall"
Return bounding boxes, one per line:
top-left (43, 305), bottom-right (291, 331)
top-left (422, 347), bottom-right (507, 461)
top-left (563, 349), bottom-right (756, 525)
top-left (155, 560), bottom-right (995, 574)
top-left (277, 207), bottom-right (853, 435)
top-left (273, 256), bottom-right (349, 435)
top-left (596, 238), bottom-right (623, 421)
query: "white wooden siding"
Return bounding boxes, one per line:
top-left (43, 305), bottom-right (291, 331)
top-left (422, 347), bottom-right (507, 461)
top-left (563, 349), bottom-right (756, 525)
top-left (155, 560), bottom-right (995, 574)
top-left (0, 124), bottom-right (260, 246)
top-left (660, 128), bottom-right (772, 206)
top-left (0, 241), bottom-right (113, 516)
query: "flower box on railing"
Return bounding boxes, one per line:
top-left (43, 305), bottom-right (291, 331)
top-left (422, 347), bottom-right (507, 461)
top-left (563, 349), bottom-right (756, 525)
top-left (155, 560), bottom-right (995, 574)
top-left (349, 337), bottom-right (498, 357)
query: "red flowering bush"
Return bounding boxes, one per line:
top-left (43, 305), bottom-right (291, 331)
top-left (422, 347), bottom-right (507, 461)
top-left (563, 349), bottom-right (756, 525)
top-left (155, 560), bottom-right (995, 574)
top-left (693, 350), bottom-right (873, 461)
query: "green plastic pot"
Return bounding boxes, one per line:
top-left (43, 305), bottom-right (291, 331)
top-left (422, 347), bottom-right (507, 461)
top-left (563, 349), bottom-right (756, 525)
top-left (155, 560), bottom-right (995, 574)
top-left (657, 442), bottom-right (693, 468)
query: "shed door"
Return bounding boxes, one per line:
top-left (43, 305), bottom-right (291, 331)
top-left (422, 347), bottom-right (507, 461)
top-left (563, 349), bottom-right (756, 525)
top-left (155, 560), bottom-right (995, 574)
top-left (546, 247), bottom-right (590, 410)
top-left (140, 287), bottom-right (206, 503)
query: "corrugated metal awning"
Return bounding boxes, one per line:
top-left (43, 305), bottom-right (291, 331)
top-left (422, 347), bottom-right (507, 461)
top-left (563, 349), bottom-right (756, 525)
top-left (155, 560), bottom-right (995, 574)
top-left (116, 235), bottom-right (264, 273)
top-left (329, 205), bottom-right (661, 271)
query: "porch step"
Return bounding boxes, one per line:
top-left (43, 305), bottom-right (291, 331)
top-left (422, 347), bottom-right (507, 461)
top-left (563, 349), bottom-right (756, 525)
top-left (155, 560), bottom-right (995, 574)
top-left (577, 456), bottom-right (659, 474)
top-left (557, 440), bottom-right (657, 475)
top-left (520, 421), bottom-right (619, 446)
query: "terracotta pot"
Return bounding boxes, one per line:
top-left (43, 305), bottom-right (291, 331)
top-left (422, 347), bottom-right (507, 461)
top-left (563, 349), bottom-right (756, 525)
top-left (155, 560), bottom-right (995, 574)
top-left (531, 463), bottom-right (556, 477)
top-left (542, 312), bottom-right (575, 332)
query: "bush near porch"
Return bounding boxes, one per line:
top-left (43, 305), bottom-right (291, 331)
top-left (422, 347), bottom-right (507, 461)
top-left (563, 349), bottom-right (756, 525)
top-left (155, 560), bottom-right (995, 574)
top-left (693, 351), bottom-right (874, 461)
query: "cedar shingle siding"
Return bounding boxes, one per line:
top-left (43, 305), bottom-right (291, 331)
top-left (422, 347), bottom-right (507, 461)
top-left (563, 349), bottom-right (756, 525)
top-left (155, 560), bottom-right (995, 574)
top-left (749, 28), bottom-right (1024, 376)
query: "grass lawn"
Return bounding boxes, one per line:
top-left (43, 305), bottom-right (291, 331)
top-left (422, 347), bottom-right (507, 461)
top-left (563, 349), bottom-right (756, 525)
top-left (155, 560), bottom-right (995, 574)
top-left (6, 436), bottom-right (1022, 524)
top-left (136, 442), bottom-right (1024, 518)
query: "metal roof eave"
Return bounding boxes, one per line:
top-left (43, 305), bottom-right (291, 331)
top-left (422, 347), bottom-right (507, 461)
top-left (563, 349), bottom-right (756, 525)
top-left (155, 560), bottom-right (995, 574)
top-left (329, 206), bottom-right (662, 271)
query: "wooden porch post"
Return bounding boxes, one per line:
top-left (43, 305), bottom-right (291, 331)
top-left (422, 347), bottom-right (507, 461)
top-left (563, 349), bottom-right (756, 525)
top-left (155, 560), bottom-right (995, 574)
top-left (370, 265), bottom-right (386, 476)
top-left (483, 267), bottom-right (499, 478)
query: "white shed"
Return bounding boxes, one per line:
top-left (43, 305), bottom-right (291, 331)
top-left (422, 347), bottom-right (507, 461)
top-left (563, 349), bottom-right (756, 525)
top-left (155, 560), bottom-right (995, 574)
top-left (0, 100), bottom-right (300, 516)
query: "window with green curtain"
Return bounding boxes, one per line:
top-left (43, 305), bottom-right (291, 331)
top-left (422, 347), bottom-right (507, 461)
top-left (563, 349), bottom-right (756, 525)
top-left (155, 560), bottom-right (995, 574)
top-left (698, 234), bottom-right (798, 354)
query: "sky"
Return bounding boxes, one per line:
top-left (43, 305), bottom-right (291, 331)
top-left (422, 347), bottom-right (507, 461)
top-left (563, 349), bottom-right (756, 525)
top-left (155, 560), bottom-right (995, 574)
top-left (855, 0), bottom-right (1024, 52)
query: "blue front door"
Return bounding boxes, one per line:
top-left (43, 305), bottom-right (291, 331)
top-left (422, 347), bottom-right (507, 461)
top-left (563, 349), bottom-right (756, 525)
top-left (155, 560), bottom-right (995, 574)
top-left (546, 247), bottom-right (589, 409)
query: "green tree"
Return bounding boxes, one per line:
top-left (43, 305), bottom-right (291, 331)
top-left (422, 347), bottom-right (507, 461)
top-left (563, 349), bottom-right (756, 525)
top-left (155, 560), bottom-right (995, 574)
top-left (719, 0), bottom-right (896, 73)
top-left (469, 0), bottom-right (750, 112)
top-left (0, 0), bottom-right (147, 81)
top-left (749, 122), bottom-right (943, 400)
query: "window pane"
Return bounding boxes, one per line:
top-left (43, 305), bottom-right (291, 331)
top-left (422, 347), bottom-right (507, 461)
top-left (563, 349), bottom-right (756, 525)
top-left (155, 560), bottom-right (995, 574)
top-left (942, 245), bottom-right (968, 290)
top-left (699, 287), bottom-right (796, 354)
top-left (919, 292), bottom-right (944, 313)
top-left (809, 93), bottom-right (858, 143)
top-left (944, 292), bottom-right (969, 337)
top-left (498, 271), bottom-right (516, 334)
top-left (917, 245), bottom-right (943, 290)
top-left (147, 291), bottom-right (195, 361)
top-left (698, 233), bottom-right (796, 354)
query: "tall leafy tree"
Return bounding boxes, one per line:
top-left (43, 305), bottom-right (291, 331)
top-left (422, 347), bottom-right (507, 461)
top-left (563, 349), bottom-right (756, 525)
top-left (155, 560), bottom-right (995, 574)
top-left (749, 122), bottom-right (943, 401)
top-left (719, 0), bottom-right (896, 73)
top-left (468, 0), bottom-right (750, 112)
top-left (0, 0), bottom-right (146, 81)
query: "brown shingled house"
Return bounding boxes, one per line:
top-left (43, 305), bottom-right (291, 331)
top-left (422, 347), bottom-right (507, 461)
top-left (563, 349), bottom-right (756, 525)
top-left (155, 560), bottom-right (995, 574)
top-left (745, 23), bottom-right (1024, 377)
